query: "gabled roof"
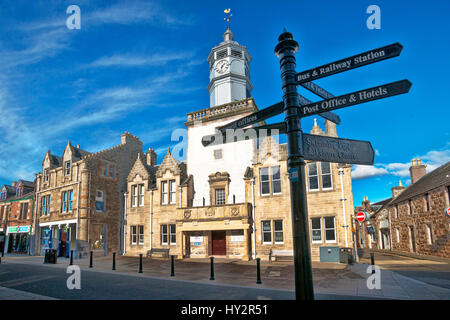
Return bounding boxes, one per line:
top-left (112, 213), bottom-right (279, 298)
top-left (390, 161), bottom-right (450, 205)
top-left (155, 148), bottom-right (186, 179)
top-left (127, 152), bottom-right (158, 182)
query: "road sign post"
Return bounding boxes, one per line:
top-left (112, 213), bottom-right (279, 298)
top-left (275, 30), bottom-right (315, 300)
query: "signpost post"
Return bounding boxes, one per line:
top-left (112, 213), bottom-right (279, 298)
top-left (200, 29), bottom-right (411, 301)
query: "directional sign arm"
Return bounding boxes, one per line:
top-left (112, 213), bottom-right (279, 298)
top-left (217, 101), bottom-right (284, 134)
top-left (298, 79), bottom-right (412, 118)
top-left (296, 43), bottom-right (403, 84)
top-left (298, 93), bottom-right (341, 125)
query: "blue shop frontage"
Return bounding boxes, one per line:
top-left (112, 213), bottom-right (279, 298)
top-left (38, 219), bottom-right (77, 257)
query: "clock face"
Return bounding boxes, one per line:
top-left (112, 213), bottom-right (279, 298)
top-left (215, 60), bottom-right (230, 74)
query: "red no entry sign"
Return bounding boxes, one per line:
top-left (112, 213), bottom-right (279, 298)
top-left (445, 207), bottom-right (450, 217)
top-left (356, 211), bottom-right (367, 222)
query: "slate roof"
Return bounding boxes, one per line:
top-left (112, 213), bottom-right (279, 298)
top-left (390, 161), bottom-right (450, 205)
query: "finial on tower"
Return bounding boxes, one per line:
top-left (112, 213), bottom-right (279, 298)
top-left (224, 8), bottom-right (232, 26)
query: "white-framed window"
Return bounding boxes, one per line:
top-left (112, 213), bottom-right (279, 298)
top-left (161, 181), bottom-right (168, 205)
top-left (311, 218), bottom-right (322, 243)
top-left (170, 224), bottom-right (176, 245)
top-left (262, 220), bottom-right (272, 244)
top-left (131, 185), bottom-right (137, 207)
top-left (69, 190), bottom-right (73, 211)
top-left (65, 161), bottom-right (71, 176)
top-left (215, 188), bottom-right (226, 205)
top-left (271, 166), bottom-right (281, 194)
top-left (260, 167), bottom-right (270, 195)
top-left (214, 149), bottom-right (223, 160)
top-left (161, 224), bottom-right (168, 245)
top-left (307, 162), bottom-right (319, 191)
top-left (324, 217), bottom-right (336, 243)
top-left (131, 226), bottom-right (137, 245)
top-left (138, 184), bottom-right (145, 207)
top-left (274, 220), bottom-right (283, 244)
top-left (62, 191), bottom-right (68, 213)
top-left (396, 228), bottom-right (400, 243)
top-left (138, 225), bottom-right (144, 245)
top-left (320, 162), bottom-right (332, 190)
top-left (95, 190), bottom-right (105, 212)
top-left (44, 169), bottom-right (49, 182)
top-left (169, 180), bottom-right (176, 204)
top-left (426, 224), bottom-right (433, 244)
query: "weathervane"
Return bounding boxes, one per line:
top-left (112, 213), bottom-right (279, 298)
top-left (224, 8), bottom-right (232, 27)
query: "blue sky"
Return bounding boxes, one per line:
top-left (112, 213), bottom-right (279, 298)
top-left (0, 0), bottom-right (449, 206)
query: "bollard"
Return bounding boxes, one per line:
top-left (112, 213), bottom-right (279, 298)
top-left (0, 257), bottom-right (1, 264)
top-left (170, 255), bottom-right (175, 277)
top-left (89, 251), bottom-right (93, 268)
top-left (112, 252), bottom-right (116, 270)
top-left (69, 250), bottom-right (73, 265)
top-left (370, 252), bottom-right (375, 274)
top-left (210, 257), bottom-right (215, 280)
top-left (139, 254), bottom-right (143, 273)
top-left (256, 258), bottom-right (262, 284)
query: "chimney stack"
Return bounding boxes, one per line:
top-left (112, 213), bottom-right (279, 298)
top-left (391, 180), bottom-right (406, 198)
top-left (409, 158), bottom-right (427, 184)
top-left (146, 148), bottom-right (157, 166)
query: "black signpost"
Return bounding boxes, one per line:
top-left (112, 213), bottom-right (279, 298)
top-left (201, 30), bottom-right (411, 300)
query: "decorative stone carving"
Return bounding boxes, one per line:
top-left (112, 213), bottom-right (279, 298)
top-left (205, 207), bottom-right (215, 217)
top-left (183, 209), bottom-right (191, 219)
top-left (230, 207), bottom-right (239, 216)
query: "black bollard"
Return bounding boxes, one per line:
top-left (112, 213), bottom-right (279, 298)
top-left (256, 258), bottom-right (262, 284)
top-left (70, 250), bottom-right (73, 265)
top-left (170, 255), bottom-right (175, 277)
top-left (89, 251), bottom-right (93, 268)
top-left (370, 252), bottom-right (375, 274)
top-left (112, 252), bottom-right (116, 270)
top-left (210, 257), bottom-right (215, 280)
top-left (139, 254), bottom-right (143, 273)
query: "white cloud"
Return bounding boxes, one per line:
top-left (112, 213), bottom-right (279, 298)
top-left (86, 52), bottom-right (193, 68)
top-left (351, 165), bottom-right (388, 180)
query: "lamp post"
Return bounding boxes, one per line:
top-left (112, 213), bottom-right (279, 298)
top-left (338, 167), bottom-right (349, 248)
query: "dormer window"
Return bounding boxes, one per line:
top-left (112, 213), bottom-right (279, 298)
top-left (44, 169), bottom-right (49, 182)
top-left (65, 161), bottom-right (71, 176)
top-left (0, 190), bottom-right (6, 200)
top-left (16, 186), bottom-right (23, 197)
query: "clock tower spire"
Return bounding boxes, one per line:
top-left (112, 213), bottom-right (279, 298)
top-left (207, 10), bottom-right (253, 107)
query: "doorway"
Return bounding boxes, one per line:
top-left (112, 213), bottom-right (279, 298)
top-left (409, 226), bottom-right (416, 253)
top-left (212, 231), bottom-right (226, 256)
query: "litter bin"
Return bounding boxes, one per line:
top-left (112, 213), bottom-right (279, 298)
top-left (339, 247), bottom-right (353, 264)
top-left (44, 249), bottom-right (57, 264)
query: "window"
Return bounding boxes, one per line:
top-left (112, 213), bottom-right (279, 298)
top-left (170, 224), bottom-right (176, 245)
top-left (41, 196), bottom-right (47, 215)
top-left (131, 185), bottom-right (137, 207)
top-left (307, 163), bottom-right (319, 191)
top-left (161, 225), bottom-right (168, 245)
top-left (69, 190), bottom-right (73, 210)
top-left (426, 225), bottom-right (433, 244)
top-left (324, 217), bottom-right (336, 243)
top-left (44, 169), bottom-right (49, 182)
top-left (262, 220), bottom-right (272, 244)
top-left (112, 166), bottom-right (115, 178)
top-left (139, 184), bottom-right (145, 206)
top-left (62, 191), bottom-right (68, 212)
top-left (215, 188), bottom-right (225, 205)
top-left (0, 191), bottom-right (6, 200)
top-left (104, 163), bottom-right (109, 177)
top-left (16, 186), bottom-right (23, 197)
top-left (138, 225), bottom-right (144, 245)
top-left (396, 228), bottom-right (400, 243)
top-left (311, 218), bottom-right (322, 243)
top-left (321, 162), bottom-right (332, 189)
top-left (161, 181), bottom-right (168, 205)
top-left (271, 166), bottom-right (281, 194)
top-left (0, 206), bottom-right (4, 221)
top-left (169, 180), bottom-right (176, 204)
top-left (260, 167), bottom-right (270, 195)
top-left (131, 226), bottom-right (137, 245)
top-left (65, 161), bottom-right (71, 176)
top-left (274, 220), bottom-right (283, 244)
top-left (47, 195), bottom-right (51, 215)
top-left (19, 203), bottom-right (28, 220)
top-left (214, 149), bottom-right (223, 160)
top-left (95, 190), bottom-right (105, 212)
top-left (424, 194), bottom-right (429, 212)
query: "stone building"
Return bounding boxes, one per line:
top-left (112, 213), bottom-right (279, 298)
top-left (123, 27), bottom-right (354, 261)
top-left (355, 159), bottom-right (450, 259)
top-left (0, 180), bottom-right (35, 254)
top-left (33, 133), bottom-right (142, 257)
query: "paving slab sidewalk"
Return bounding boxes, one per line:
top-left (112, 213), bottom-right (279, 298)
top-left (0, 285), bottom-right (58, 300)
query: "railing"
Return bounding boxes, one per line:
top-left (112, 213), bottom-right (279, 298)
top-left (186, 98), bottom-right (256, 123)
top-left (177, 203), bottom-right (252, 221)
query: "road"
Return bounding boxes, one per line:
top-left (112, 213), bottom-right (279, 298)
top-left (360, 251), bottom-right (450, 289)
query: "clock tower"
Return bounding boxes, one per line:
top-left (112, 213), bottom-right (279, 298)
top-left (207, 27), bottom-right (253, 107)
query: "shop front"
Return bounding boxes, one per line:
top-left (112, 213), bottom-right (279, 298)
top-left (38, 219), bottom-right (77, 257)
top-left (6, 225), bottom-right (31, 254)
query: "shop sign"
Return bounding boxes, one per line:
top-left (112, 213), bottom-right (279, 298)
top-left (7, 225), bottom-right (30, 234)
top-left (190, 236), bottom-right (203, 246)
top-left (230, 235), bottom-right (244, 242)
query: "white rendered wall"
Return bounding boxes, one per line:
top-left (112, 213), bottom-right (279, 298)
top-left (187, 115), bottom-right (255, 207)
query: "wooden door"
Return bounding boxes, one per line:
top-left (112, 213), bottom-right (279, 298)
top-left (212, 231), bottom-right (226, 256)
